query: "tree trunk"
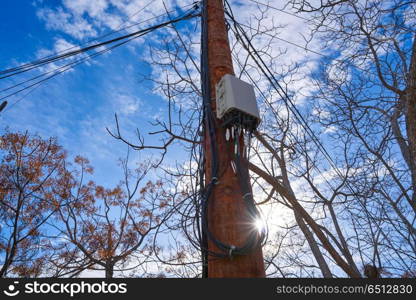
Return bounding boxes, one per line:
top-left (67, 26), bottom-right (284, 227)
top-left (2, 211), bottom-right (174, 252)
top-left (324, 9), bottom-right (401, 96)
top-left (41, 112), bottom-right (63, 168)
top-left (105, 262), bottom-right (114, 279)
top-left (248, 161), bottom-right (362, 277)
top-left (294, 212), bottom-right (333, 278)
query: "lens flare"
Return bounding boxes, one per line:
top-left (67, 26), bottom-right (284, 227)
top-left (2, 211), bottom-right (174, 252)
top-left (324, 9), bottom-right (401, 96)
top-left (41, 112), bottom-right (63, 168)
top-left (254, 218), bottom-right (265, 232)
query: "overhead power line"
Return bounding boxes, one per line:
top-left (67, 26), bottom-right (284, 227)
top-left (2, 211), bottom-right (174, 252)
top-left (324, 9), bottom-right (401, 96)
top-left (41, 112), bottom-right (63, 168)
top-left (249, 0), bottom-right (416, 33)
top-left (228, 20), bottom-right (324, 57)
top-left (247, 0), bottom-right (309, 21)
top-left (226, 16), bottom-right (401, 78)
top-left (225, 2), bottom-right (354, 195)
top-left (225, 2), bottom-right (393, 237)
top-left (4, 1), bottom-right (198, 76)
top-left (226, 12), bottom-right (338, 173)
top-left (0, 8), bottom-right (200, 80)
top-left (0, 6), bottom-right (200, 109)
top-left (0, 101), bottom-right (7, 112)
top-left (0, 33), bottom-right (142, 103)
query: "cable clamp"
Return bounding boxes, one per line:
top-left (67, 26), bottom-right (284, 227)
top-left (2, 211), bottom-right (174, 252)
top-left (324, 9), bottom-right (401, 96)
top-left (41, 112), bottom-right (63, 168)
top-left (211, 177), bottom-right (219, 185)
top-left (242, 193), bottom-right (252, 200)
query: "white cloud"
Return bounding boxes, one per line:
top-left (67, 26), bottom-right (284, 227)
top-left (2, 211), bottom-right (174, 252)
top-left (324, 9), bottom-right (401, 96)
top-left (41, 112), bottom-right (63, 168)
top-left (36, 0), bottom-right (196, 42)
top-left (54, 38), bottom-right (79, 53)
top-left (37, 7), bottom-right (97, 39)
top-left (114, 94), bottom-right (142, 116)
top-left (323, 125), bottom-right (337, 134)
top-left (63, 0), bottom-right (109, 18)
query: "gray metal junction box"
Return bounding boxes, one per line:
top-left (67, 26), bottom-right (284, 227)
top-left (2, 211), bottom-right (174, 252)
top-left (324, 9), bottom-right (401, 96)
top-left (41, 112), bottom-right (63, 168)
top-left (215, 74), bottom-right (260, 130)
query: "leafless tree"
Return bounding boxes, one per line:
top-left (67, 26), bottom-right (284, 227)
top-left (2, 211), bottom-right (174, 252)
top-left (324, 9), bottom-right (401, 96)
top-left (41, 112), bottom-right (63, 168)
top-left (107, 0), bottom-right (416, 278)
top-left (286, 0), bottom-right (416, 276)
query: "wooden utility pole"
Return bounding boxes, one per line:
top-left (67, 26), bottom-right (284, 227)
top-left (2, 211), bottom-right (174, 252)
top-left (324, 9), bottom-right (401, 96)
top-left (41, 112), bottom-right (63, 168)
top-left (406, 36), bottom-right (416, 206)
top-left (202, 0), bottom-right (265, 278)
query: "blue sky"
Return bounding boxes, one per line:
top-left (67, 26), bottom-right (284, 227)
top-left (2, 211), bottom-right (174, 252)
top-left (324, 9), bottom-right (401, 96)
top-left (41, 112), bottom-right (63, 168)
top-left (0, 0), bottom-right (197, 187)
top-left (0, 0), bottom-right (319, 188)
top-left (1, 0), bottom-right (414, 278)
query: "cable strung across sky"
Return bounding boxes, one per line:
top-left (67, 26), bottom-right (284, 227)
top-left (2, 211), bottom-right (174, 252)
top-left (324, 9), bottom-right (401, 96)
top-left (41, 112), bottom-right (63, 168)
top-left (225, 5), bottom-right (392, 274)
top-left (0, 9), bottom-right (199, 79)
top-left (0, 5), bottom-right (200, 106)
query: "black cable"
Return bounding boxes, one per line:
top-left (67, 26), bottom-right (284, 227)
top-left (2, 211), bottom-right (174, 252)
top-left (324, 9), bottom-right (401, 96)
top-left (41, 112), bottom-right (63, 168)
top-left (225, 1), bottom-right (351, 217)
top-left (225, 3), bottom-right (341, 181)
top-left (248, 0), bottom-right (416, 33)
top-left (231, 49), bottom-right (339, 198)
top-left (225, 1), bottom-right (387, 237)
top-left (0, 32), bottom-right (145, 103)
top-left (0, 101), bottom-right (7, 112)
top-left (198, 0), bottom-right (266, 273)
top-left (0, 9), bottom-right (200, 80)
top-left (19, 0), bottom-right (156, 67)
top-left (225, 17), bottom-right (392, 80)
top-left (200, 0), bottom-right (215, 275)
top-left (0, 8), bottom-right (200, 108)
top-left (0, 1), bottom-right (194, 95)
top-left (247, 0), bottom-right (309, 21)
top-left (228, 21), bottom-right (324, 57)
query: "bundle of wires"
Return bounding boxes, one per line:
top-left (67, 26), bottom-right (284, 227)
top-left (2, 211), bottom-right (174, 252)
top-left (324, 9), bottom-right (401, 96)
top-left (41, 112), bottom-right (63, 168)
top-left (0, 0), bottom-right (267, 276)
top-left (0, 4), bottom-right (201, 108)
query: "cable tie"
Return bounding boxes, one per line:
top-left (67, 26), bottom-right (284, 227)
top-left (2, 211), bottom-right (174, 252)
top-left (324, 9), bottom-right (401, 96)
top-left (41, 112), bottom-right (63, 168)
top-left (229, 245), bottom-right (236, 258)
top-left (230, 161), bottom-right (237, 174)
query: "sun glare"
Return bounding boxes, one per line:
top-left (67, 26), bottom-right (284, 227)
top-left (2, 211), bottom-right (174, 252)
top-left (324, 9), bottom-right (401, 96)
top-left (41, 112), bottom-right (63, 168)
top-left (254, 218), bottom-right (265, 232)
